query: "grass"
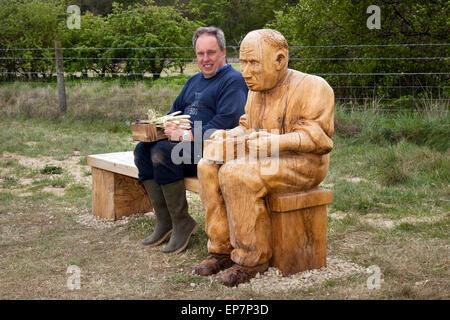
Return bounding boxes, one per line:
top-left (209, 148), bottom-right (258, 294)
top-left (40, 165), bottom-right (63, 175)
top-left (0, 79), bottom-right (448, 300)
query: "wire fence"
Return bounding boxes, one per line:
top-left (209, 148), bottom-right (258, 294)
top-left (0, 42), bottom-right (449, 114)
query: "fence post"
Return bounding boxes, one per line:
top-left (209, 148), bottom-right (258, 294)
top-left (55, 41), bottom-right (67, 113)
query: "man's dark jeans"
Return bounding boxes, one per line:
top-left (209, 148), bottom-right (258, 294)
top-left (134, 140), bottom-right (198, 185)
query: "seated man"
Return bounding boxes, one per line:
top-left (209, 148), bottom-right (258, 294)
top-left (134, 27), bottom-right (248, 254)
top-left (195, 29), bottom-right (334, 286)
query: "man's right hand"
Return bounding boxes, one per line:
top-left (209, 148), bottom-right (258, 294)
top-left (164, 122), bottom-right (183, 141)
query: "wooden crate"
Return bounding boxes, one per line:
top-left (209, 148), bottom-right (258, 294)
top-left (131, 122), bottom-right (167, 142)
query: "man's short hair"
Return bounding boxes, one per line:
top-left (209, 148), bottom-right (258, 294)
top-left (192, 27), bottom-right (226, 52)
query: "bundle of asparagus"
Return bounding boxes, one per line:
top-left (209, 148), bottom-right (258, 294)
top-left (136, 110), bottom-right (192, 130)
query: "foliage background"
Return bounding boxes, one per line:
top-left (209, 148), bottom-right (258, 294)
top-left (0, 0), bottom-right (448, 300)
top-left (268, 0), bottom-right (449, 102)
top-left (0, 0), bottom-right (448, 104)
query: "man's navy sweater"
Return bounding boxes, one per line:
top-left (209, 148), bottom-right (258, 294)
top-left (169, 65), bottom-right (248, 140)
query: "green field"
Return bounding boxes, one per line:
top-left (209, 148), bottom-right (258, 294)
top-left (0, 80), bottom-right (448, 299)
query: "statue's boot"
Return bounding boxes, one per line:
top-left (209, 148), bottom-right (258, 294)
top-left (141, 179), bottom-right (173, 246)
top-left (217, 262), bottom-right (269, 287)
top-left (194, 254), bottom-right (234, 276)
top-left (161, 180), bottom-right (198, 254)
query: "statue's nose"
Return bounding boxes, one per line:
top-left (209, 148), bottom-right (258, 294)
top-left (241, 64), bottom-right (251, 78)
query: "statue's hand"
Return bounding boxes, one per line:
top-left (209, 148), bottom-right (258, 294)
top-left (247, 131), bottom-right (281, 157)
top-left (210, 126), bottom-right (248, 141)
top-left (210, 129), bottom-right (226, 141)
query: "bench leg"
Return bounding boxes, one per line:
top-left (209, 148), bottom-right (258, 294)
top-left (270, 205), bottom-right (327, 276)
top-left (92, 167), bottom-right (153, 220)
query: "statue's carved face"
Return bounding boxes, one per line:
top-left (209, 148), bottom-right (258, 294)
top-left (240, 34), bottom-right (285, 91)
top-left (195, 34), bottom-right (227, 79)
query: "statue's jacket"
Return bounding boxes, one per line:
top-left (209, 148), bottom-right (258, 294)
top-left (237, 69), bottom-right (335, 191)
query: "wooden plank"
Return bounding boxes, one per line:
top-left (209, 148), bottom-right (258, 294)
top-left (92, 167), bottom-right (116, 220)
top-left (92, 168), bottom-right (152, 220)
top-left (113, 172), bottom-right (152, 220)
top-left (87, 152), bottom-right (138, 178)
top-left (87, 151), bottom-right (200, 193)
top-left (268, 188), bottom-right (332, 212)
top-left (270, 205), bottom-right (327, 276)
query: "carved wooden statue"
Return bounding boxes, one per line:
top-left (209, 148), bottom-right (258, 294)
top-left (194, 29), bottom-right (335, 287)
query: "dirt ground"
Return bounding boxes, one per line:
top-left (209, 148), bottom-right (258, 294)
top-left (0, 152), bottom-right (448, 300)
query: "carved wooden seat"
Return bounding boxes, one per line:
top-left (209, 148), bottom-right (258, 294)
top-left (87, 151), bottom-right (332, 275)
top-left (268, 189), bottom-right (332, 275)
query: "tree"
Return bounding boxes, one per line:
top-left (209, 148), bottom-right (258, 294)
top-left (69, 0), bottom-right (177, 16)
top-left (69, 0), bottom-right (147, 16)
top-left (60, 11), bottom-right (115, 76)
top-left (178, 0), bottom-right (296, 46)
top-left (106, 2), bottom-right (199, 78)
top-left (267, 0), bottom-right (449, 105)
top-left (61, 1), bottom-right (199, 79)
top-left (0, 0), bottom-right (65, 78)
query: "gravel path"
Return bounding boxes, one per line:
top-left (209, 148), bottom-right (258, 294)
top-left (229, 257), bottom-right (365, 293)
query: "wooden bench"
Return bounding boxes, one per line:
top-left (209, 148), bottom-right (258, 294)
top-left (87, 152), bottom-right (200, 220)
top-left (87, 151), bottom-right (332, 276)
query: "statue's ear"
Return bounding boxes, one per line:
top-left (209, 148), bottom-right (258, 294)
top-left (275, 50), bottom-right (287, 71)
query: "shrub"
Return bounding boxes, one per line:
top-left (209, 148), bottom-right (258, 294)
top-left (62, 2), bottom-right (200, 79)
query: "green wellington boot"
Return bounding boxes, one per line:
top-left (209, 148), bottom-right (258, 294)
top-left (160, 180), bottom-right (198, 254)
top-left (141, 179), bottom-right (173, 246)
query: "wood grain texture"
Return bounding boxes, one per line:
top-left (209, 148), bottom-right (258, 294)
top-left (87, 151), bottom-right (200, 193)
top-left (90, 149), bottom-right (330, 274)
top-left (184, 176), bottom-right (200, 193)
top-left (91, 167), bottom-right (152, 220)
top-left (131, 123), bottom-right (167, 142)
top-left (270, 204), bottom-right (327, 276)
top-left (87, 152), bottom-right (139, 178)
top-left (203, 138), bottom-right (246, 163)
top-left (92, 167), bottom-right (116, 220)
top-left (113, 172), bottom-right (153, 220)
top-left (268, 188), bottom-right (333, 212)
